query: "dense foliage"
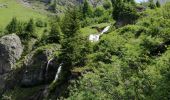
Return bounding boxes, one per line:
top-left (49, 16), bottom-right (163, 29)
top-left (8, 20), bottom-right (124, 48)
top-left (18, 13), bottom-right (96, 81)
top-left (67, 2), bottom-right (170, 100)
top-left (1, 0), bottom-right (170, 100)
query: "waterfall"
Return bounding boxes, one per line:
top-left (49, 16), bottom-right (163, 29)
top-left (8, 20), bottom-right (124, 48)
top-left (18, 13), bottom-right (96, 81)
top-left (46, 58), bottom-right (53, 72)
top-left (100, 26), bottom-right (110, 35)
top-left (53, 63), bottom-right (63, 83)
top-left (89, 25), bottom-right (110, 42)
top-left (45, 58), bottom-right (53, 79)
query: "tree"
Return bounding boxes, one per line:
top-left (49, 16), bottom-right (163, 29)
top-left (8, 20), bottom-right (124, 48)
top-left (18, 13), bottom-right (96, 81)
top-left (156, 0), bottom-right (161, 8)
top-left (82, 0), bottom-right (92, 18)
top-left (62, 9), bottom-right (80, 38)
top-left (6, 17), bottom-right (18, 34)
top-left (61, 8), bottom-right (80, 67)
top-left (51, 0), bottom-right (57, 13)
top-left (94, 7), bottom-right (104, 17)
top-left (47, 22), bottom-right (62, 43)
top-left (111, 0), bottom-right (139, 25)
top-left (25, 19), bottom-right (36, 38)
top-left (103, 0), bottom-right (111, 10)
top-left (149, 0), bottom-right (156, 9)
top-left (51, 8), bottom-right (91, 92)
top-left (60, 7), bottom-right (90, 69)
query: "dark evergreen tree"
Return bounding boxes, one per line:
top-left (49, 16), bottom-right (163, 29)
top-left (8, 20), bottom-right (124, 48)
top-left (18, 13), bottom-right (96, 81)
top-left (111, 0), bottom-right (123, 20)
top-left (61, 8), bottom-right (80, 67)
top-left (62, 9), bottom-right (80, 38)
top-left (149, 0), bottom-right (156, 9)
top-left (25, 19), bottom-right (36, 38)
top-left (94, 7), bottom-right (104, 17)
top-left (6, 17), bottom-right (18, 34)
top-left (82, 0), bottom-right (92, 18)
top-left (111, 0), bottom-right (139, 25)
top-left (156, 0), bottom-right (161, 8)
top-left (51, 0), bottom-right (57, 13)
top-left (47, 22), bottom-right (62, 43)
top-left (60, 7), bottom-right (89, 69)
top-left (103, 0), bottom-right (111, 10)
top-left (52, 8), bottom-right (90, 91)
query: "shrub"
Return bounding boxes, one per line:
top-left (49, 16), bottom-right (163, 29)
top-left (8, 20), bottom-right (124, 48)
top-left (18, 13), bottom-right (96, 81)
top-left (36, 19), bottom-right (45, 27)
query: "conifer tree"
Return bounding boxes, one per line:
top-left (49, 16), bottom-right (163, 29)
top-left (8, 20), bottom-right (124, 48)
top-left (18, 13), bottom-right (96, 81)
top-left (111, 0), bottom-right (138, 24)
top-left (149, 0), bottom-right (156, 9)
top-left (25, 19), bottom-right (36, 38)
top-left (103, 0), bottom-right (111, 10)
top-left (51, 0), bottom-right (57, 13)
top-left (6, 17), bottom-right (18, 34)
top-left (48, 22), bottom-right (62, 43)
top-left (156, 0), bottom-right (161, 8)
top-left (62, 9), bottom-right (80, 38)
top-left (82, 0), bottom-right (92, 18)
top-left (60, 7), bottom-right (89, 69)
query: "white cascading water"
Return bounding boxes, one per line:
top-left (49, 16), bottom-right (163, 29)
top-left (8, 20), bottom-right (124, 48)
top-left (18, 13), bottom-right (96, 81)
top-left (89, 25), bottom-right (110, 42)
top-left (53, 63), bottom-right (63, 83)
top-left (46, 58), bottom-right (53, 72)
top-left (100, 26), bottom-right (110, 35)
top-left (45, 58), bottom-right (53, 79)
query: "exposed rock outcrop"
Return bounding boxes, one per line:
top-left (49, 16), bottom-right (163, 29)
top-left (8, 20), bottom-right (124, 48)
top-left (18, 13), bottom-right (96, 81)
top-left (0, 34), bottom-right (23, 95)
top-left (21, 44), bottom-right (60, 87)
top-left (0, 34), bottom-right (23, 74)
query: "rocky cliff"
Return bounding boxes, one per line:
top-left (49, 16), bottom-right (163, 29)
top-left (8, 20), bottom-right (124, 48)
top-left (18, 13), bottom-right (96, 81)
top-left (0, 34), bottom-right (23, 95)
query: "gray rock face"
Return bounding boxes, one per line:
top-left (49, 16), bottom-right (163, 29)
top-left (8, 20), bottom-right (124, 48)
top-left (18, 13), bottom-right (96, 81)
top-left (0, 34), bottom-right (23, 74)
top-left (21, 45), bottom-right (60, 87)
top-left (0, 75), bottom-right (5, 94)
top-left (0, 34), bottom-right (23, 95)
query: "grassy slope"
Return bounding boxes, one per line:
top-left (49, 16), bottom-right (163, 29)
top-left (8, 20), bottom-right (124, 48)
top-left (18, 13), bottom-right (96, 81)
top-left (80, 23), bottom-right (110, 37)
top-left (0, 0), bottom-right (46, 29)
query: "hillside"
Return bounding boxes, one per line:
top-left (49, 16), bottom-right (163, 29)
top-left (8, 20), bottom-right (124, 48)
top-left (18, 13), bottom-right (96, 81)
top-left (0, 0), bottom-right (46, 30)
top-left (0, 0), bottom-right (170, 100)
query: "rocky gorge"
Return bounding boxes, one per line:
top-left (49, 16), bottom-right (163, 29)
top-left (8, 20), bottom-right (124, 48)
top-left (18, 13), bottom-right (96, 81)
top-left (0, 34), bottom-right (62, 99)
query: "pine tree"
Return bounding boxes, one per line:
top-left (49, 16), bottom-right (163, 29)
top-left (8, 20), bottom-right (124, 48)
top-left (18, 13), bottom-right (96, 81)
top-left (62, 8), bottom-right (80, 38)
top-left (156, 0), bottom-right (161, 8)
top-left (48, 22), bottom-right (62, 43)
top-left (82, 0), bottom-right (92, 18)
top-left (25, 19), bottom-right (36, 38)
top-left (149, 0), bottom-right (156, 9)
top-left (111, 0), bottom-right (138, 24)
top-left (6, 17), bottom-right (18, 34)
top-left (103, 0), bottom-right (111, 10)
top-left (51, 0), bottom-right (57, 13)
top-left (60, 7), bottom-right (89, 69)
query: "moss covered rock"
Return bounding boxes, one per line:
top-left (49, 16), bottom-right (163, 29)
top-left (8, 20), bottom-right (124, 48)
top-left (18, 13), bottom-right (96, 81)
top-left (20, 44), bottom-right (61, 87)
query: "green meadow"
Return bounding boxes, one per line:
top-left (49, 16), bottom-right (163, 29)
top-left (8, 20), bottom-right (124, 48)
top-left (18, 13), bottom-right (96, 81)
top-left (0, 0), bottom-right (46, 29)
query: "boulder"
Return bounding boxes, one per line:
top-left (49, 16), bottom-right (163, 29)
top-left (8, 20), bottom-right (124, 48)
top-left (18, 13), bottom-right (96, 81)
top-left (21, 44), bottom-right (60, 87)
top-left (0, 34), bottom-right (23, 74)
top-left (0, 34), bottom-right (23, 96)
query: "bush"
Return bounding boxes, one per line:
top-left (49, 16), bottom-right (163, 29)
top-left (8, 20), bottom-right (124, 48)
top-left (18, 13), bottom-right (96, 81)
top-left (36, 19), bottom-right (45, 27)
top-left (103, 0), bottom-right (111, 10)
top-left (94, 7), bottom-right (104, 17)
top-left (6, 17), bottom-right (18, 34)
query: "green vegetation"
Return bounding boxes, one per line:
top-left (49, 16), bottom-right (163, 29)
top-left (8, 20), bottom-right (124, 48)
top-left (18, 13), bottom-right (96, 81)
top-left (67, 2), bottom-right (170, 100)
top-left (156, 0), bottom-right (161, 7)
top-left (111, 0), bottom-right (139, 25)
top-left (1, 0), bottom-right (170, 100)
top-left (0, 0), bottom-right (46, 30)
top-left (149, 0), bottom-right (156, 9)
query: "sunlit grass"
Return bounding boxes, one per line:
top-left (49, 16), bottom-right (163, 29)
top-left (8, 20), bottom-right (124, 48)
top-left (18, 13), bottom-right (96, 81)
top-left (0, 0), bottom-right (46, 29)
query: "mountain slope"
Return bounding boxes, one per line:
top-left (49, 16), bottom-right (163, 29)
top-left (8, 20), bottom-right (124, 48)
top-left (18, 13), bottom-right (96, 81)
top-left (0, 0), bottom-right (46, 30)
